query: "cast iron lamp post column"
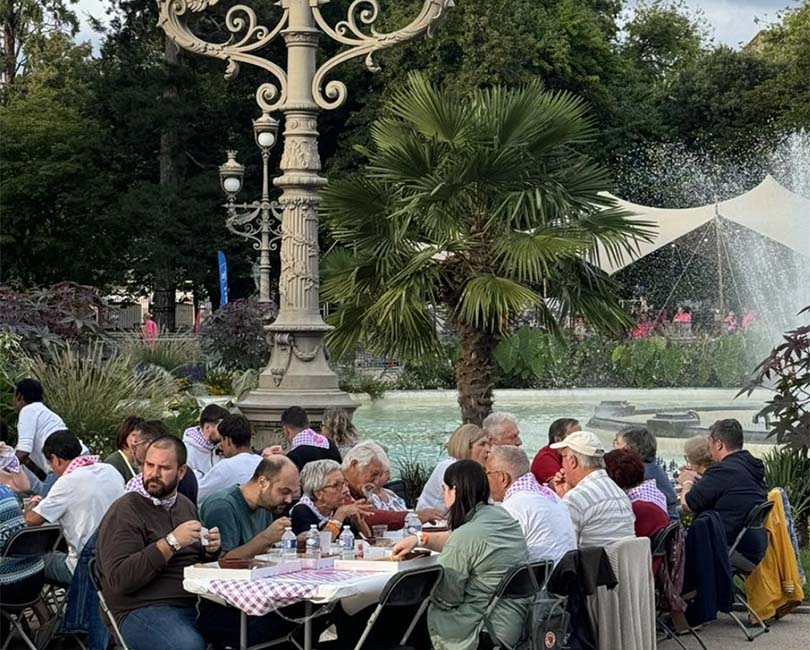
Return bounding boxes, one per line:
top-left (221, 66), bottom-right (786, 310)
top-left (158, 0), bottom-right (454, 441)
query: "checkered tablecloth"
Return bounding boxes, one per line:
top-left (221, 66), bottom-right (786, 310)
top-left (200, 569), bottom-right (382, 616)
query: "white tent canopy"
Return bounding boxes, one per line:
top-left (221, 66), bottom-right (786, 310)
top-left (599, 175), bottom-right (810, 274)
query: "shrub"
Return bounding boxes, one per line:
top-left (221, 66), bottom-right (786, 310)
top-left (763, 446), bottom-right (810, 547)
top-left (205, 366), bottom-right (234, 396)
top-left (396, 340), bottom-right (458, 390)
top-left (199, 299), bottom-right (273, 370)
top-left (23, 342), bottom-right (177, 457)
top-left (336, 366), bottom-right (388, 400)
top-left (391, 435), bottom-right (438, 508)
top-left (122, 332), bottom-right (202, 373)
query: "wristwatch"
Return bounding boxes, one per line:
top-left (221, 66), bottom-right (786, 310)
top-left (165, 533), bottom-right (182, 552)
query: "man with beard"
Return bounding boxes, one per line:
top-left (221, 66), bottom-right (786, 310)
top-left (95, 436), bottom-right (222, 650)
top-left (126, 420), bottom-right (198, 504)
top-left (196, 456), bottom-right (308, 648)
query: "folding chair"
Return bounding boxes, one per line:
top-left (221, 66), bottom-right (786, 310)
top-left (481, 564), bottom-right (538, 650)
top-left (88, 557), bottom-right (130, 650)
top-left (317, 564), bottom-right (443, 650)
top-left (0, 524), bottom-right (62, 650)
top-left (727, 501), bottom-right (774, 641)
top-left (651, 521), bottom-right (708, 650)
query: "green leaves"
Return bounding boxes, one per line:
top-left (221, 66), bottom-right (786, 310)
top-left (456, 274), bottom-right (540, 330)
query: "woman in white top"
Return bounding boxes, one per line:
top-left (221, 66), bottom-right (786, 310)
top-left (416, 424), bottom-right (492, 512)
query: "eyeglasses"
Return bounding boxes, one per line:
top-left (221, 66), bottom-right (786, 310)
top-left (322, 480), bottom-right (347, 491)
top-left (131, 440), bottom-right (148, 448)
top-left (485, 469), bottom-right (512, 482)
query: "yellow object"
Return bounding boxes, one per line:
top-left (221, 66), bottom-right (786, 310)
top-left (744, 488), bottom-right (805, 619)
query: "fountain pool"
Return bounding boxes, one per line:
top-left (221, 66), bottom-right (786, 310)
top-left (351, 387), bottom-right (775, 472)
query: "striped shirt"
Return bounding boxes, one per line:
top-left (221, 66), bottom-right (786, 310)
top-left (562, 469), bottom-right (635, 548)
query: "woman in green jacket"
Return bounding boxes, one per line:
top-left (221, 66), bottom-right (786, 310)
top-left (393, 459), bottom-right (530, 650)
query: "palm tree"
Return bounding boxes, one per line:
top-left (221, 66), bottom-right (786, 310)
top-left (321, 73), bottom-right (656, 424)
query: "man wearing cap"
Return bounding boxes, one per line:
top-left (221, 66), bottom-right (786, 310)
top-left (549, 430), bottom-right (635, 548)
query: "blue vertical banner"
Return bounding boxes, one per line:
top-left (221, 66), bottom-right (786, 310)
top-left (217, 250), bottom-right (229, 305)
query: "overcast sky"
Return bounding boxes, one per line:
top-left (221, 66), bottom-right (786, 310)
top-left (74, 0), bottom-right (795, 51)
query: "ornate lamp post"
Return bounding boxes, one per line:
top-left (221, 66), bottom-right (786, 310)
top-left (217, 111), bottom-right (281, 306)
top-left (158, 0), bottom-right (454, 441)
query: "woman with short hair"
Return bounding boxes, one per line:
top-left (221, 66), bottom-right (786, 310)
top-left (393, 460), bottom-right (530, 650)
top-left (102, 416), bottom-right (143, 483)
top-left (683, 435), bottom-right (713, 476)
top-left (604, 448), bottom-right (669, 541)
top-left (290, 459), bottom-right (372, 540)
top-left (615, 426), bottom-right (679, 520)
top-left (416, 424), bottom-right (492, 512)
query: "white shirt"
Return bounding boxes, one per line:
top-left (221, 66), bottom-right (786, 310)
top-left (416, 457), bottom-right (455, 512)
top-left (182, 428), bottom-right (221, 480)
top-left (501, 489), bottom-right (577, 565)
top-left (34, 463), bottom-right (124, 572)
top-left (16, 402), bottom-right (67, 472)
top-left (562, 469), bottom-right (635, 548)
top-left (197, 452), bottom-right (262, 504)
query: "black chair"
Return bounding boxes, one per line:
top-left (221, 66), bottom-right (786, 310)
top-left (0, 525), bottom-right (62, 650)
top-left (480, 564), bottom-right (538, 650)
top-left (384, 480), bottom-right (408, 505)
top-left (319, 564), bottom-right (443, 650)
top-left (727, 500), bottom-right (775, 641)
top-left (650, 522), bottom-right (708, 650)
top-left (88, 558), bottom-right (131, 650)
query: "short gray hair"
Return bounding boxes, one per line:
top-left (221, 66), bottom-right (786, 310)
top-left (482, 412), bottom-right (518, 437)
top-left (618, 426), bottom-right (657, 463)
top-left (300, 459), bottom-right (341, 497)
top-left (573, 450), bottom-right (605, 469)
top-left (489, 445), bottom-right (530, 478)
top-left (342, 441), bottom-right (390, 471)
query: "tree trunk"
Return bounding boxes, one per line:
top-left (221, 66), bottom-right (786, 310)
top-left (455, 323), bottom-right (497, 425)
top-left (154, 34), bottom-right (180, 331)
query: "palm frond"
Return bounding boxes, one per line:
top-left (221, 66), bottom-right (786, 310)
top-left (493, 228), bottom-right (589, 284)
top-left (456, 274), bottom-right (540, 329)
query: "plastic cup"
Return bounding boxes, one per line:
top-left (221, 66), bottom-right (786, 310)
top-left (372, 524), bottom-right (388, 539)
top-left (320, 531), bottom-right (332, 553)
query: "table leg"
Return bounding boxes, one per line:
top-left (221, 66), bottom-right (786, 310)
top-left (240, 611), bottom-right (247, 650)
top-left (304, 601), bottom-right (313, 650)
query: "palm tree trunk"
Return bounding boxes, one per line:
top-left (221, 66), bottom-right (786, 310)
top-left (455, 323), bottom-right (497, 425)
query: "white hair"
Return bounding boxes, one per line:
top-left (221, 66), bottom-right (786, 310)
top-left (489, 445), bottom-right (530, 478)
top-left (572, 450), bottom-right (605, 469)
top-left (341, 441), bottom-right (390, 471)
top-left (482, 412), bottom-right (518, 436)
top-left (300, 459), bottom-right (341, 497)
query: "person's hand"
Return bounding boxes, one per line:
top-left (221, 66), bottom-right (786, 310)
top-left (678, 468), bottom-right (698, 487)
top-left (391, 535), bottom-right (419, 560)
top-left (172, 520), bottom-right (203, 547)
top-left (335, 500), bottom-right (374, 521)
top-left (204, 526), bottom-right (221, 554)
top-left (417, 508), bottom-right (443, 524)
top-left (261, 517), bottom-right (292, 545)
top-left (24, 495), bottom-right (43, 512)
top-left (550, 470), bottom-right (569, 497)
top-left (261, 445), bottom-right (284, 459)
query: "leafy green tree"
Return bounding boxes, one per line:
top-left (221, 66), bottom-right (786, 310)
top-left (320, 74), bottom-right (654, 423)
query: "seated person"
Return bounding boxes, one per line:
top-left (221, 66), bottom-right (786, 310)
top-left (392, 460), bottom-right (530, 649)
top-left (320, 407), bottom-right (359, 459)
top-left (343, 443), bottom-right (442, 530)
top-left (683, 435), bottom-right (714, 476)
top-left (24, 430), bottom-right (124, 586)
top-left (103, 416), bottom-right (143, 483)
top-left (198, 457), bottom-right (310, 648)
top-left (365, 458), bottom-right (407, 512)
top-left (290, 459), bottom-right (372, 539)
top-left (483, 412), bottom-right (522, 447)
top-left (604, 448), bottom-right (669, 540)
top-left (282, 406), bottom-right (341, 471)
top-left (615, 426), bottom-right (679, 520)
top-left (200, 456), bottom-right (298, 558)
top-left (531, 418), bottom-right (580, 485)
top-left (95, 436), bottom-right (221, 650)
top-left (486, 445), bottom-right (575, 565)
top-left (125, 420), bottom-right (198, 503)
top-left (417, 424), bottom-right (491, 512)
top-left (549, 431), bottom-right (635, 548)
top-left (0, 433), bottom-right (33, 494)
top-left (196, 414), bottom-right (261, 503)
top-left (679, 419), bottom-right (767, 562)
top-left (183, 404), bottom-right (229, 480)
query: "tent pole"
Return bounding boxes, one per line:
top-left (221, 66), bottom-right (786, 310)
top-left (715, 210), bottom-right (725, 318)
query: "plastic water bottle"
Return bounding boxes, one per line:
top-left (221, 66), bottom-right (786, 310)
top-left (281, 526), bottom-right (297, 561)
top-left (404, 510), bottom-right (422, 536)
top-left (339, 526), bottom-right (356, 560)
top-left (305, 524), bottom-right (321, 559)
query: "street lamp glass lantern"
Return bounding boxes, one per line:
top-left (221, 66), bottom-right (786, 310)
top-left (219, 150), bottom-right (245, 197)
top-left (253, 112), bottom-right (280, 151)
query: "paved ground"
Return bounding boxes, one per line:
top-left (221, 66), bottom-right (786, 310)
top-left (660, 612), bottom-right (810, 650)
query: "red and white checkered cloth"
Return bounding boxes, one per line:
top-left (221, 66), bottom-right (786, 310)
top-left (208, 569), bottom-right (378, 616)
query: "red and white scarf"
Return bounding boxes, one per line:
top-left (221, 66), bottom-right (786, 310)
top-left (293, 495), bottom-right (330, 527)
top-left (290, 429), bottom-right (330, 450)
top-left (627, 479), bottom-right (668, 514)
top-left (0, 444), bottom-right (21, 473)
top-left (64, 455), bottom-right (99, 476)
top-left (125, 473), bottom-right (178, 509)
top-left (505, 472), bottom-right (558, 502)
top-left (183, 425), bottom-right (216, 451)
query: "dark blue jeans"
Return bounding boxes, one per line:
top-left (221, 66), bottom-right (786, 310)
top-left (120, 606), bottom-right (206, 650)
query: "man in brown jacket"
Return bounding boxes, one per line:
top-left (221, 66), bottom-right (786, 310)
top-left (95, 436), bottom-right (221, 650)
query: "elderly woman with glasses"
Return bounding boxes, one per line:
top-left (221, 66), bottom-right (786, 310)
top-left (290, 459), bottom-right (373, 540)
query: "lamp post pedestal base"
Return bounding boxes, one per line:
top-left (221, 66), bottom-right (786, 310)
top-left (237, 387), bottom-right (358, 448)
